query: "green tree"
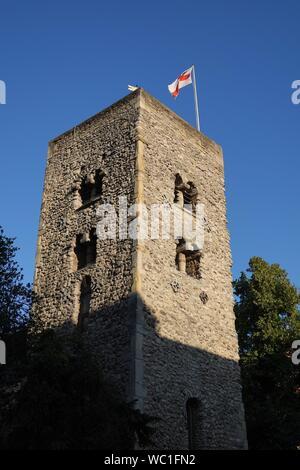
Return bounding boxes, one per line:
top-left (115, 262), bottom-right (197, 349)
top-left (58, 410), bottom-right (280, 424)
top-left (0, 226), bottom-right (31, 337)
top-left (0, 226), bottom-right (154, 449)
top-left (234, 257), bottom-right (300, 449)
top-left (0, 329), bottom-right (155, 450)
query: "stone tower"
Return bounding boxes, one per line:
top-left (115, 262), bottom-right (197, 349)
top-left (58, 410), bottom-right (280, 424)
top-left (33, 89), bottom-right (247, 449)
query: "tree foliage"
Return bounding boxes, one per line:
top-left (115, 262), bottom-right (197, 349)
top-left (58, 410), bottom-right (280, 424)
top-left (234, 257), bottom-right (300, 449)
top-left (0, 226), bottom-right (31, 337)
top-left (0, 329), bottom-right (155, 450)
top-left (0, 225), bottom-right (154, 450)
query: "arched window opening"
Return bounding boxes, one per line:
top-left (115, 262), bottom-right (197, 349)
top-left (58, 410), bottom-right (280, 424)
top-left (174, 173), bottom-right (185, 207)
top-left (79, 169), bottom-right (104, 205)
top-left (176, 239), bottom-right (201, 280)
top-left (74, 229), bottom-right (97, 270)
top-left (186, 398), bottom-right (201, 450)
top-left (80, 176), bottom-right (93, 205)
top-left (87, 228), bottom-right (97, 265)
top-left (78, 275), bottom-right (91, 332)
top-left (94, 169), bottom-right (104, 197)
top-left (174, 174), bottom-right (199, 212)
top-left (186, 251), bottom-right (201, 279)
top-left (184, 181), bottom-right (198, 210)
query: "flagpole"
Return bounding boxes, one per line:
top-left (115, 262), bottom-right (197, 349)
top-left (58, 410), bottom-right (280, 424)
top-left (192, 65), bottom-right (200, 132)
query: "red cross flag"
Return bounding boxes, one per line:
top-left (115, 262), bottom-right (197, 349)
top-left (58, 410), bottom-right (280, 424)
top-left (168, 66), bottom-right (193, 98)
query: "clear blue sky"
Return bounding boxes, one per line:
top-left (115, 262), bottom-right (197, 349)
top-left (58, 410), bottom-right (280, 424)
top-left (0, 0), bottom-right (299, 287)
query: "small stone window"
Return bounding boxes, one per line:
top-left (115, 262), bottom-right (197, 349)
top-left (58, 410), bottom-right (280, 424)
top-left (78, 275), bottom-right (91, 332)
top-left (176, 239), bottom-right (201, 280)
top-left (186, 252), bottom-right (201, 279)
top-left (186, 398), bottom-right (201, 450)
top-left (74, 229), bottom-right (97, 270)
top-left (80, 169), bottom-right (104, 205)
top-left (174, 173), bottom-right (198, 212)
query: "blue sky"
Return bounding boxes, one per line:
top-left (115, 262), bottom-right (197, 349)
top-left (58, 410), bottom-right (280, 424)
top-left (0, 0), bottom-right (299, 287)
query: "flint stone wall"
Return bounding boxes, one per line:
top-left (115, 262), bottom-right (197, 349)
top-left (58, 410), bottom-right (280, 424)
top-left (33, 89), bottom-right (247, 449)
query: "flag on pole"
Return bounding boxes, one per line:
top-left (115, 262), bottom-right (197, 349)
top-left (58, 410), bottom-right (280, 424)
top-left (168, 66), bottom-right (193, 98)
top-left (168, 65), bottom-right (201, 132)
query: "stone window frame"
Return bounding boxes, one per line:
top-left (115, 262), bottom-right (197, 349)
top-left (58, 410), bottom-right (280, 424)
top-left (174, 173), bottom-right (199, 214)
top-left (74, 228), bottom-right (97, 271)
top-left (174, 174), bottom-right (202, 279)
top-left (176, 239), bottom-right (202, 280)
top-left (77, 275), bottom-right (92, 332)
top-left (72, 168), bottom-right (106, 210)
top-left (186, 397), bottom-right (202, 450)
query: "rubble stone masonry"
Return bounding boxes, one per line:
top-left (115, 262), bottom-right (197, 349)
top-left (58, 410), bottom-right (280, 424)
top-left (33, 89), bottom-right (247, 449)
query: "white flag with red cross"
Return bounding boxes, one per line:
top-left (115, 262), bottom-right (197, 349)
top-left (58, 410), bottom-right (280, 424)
top-left (168, 66), bottom-right (193, 98)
